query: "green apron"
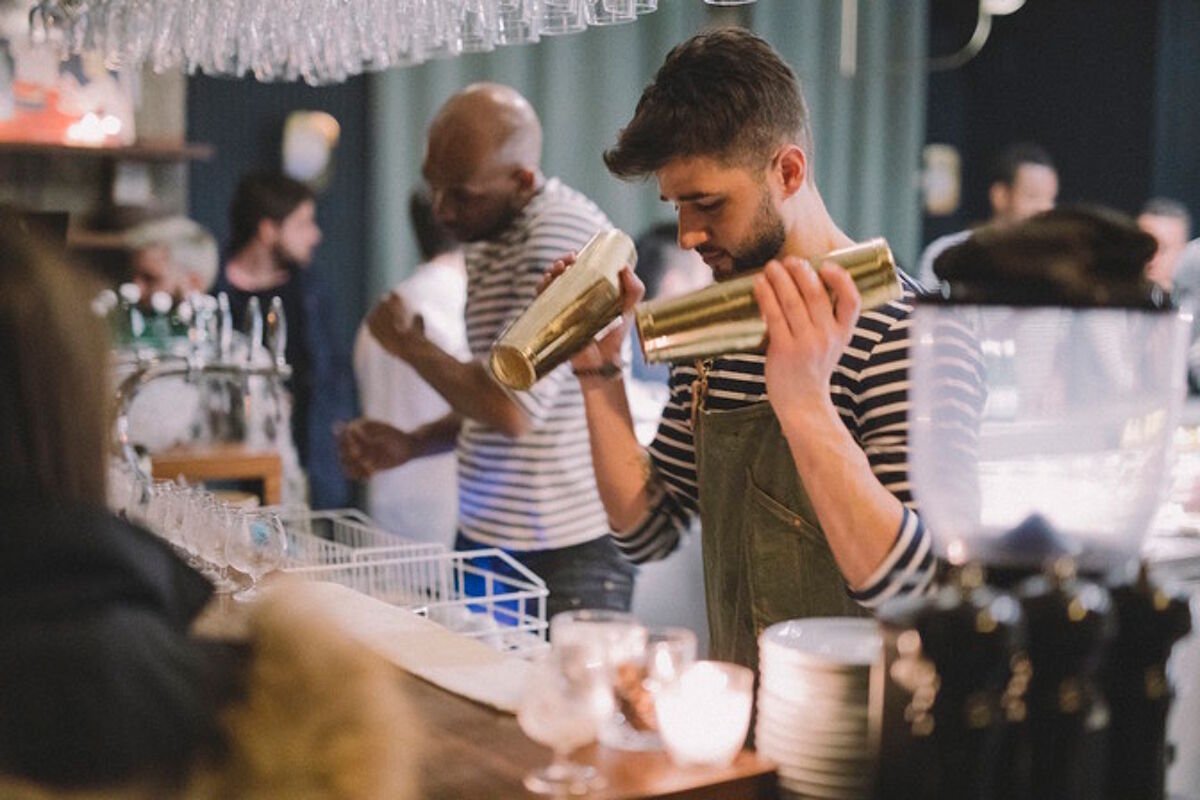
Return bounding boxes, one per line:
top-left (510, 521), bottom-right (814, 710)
top-left (695, 395), bottom-right (867, 673)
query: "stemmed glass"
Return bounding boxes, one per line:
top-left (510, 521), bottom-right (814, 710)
top-left (226, 510), bottom-right (287, 602)
top-left (517, 643), bottom-right (613, 795)
top-left (550, 609), bottom-right (649, 751)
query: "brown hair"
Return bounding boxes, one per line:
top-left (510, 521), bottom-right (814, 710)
top-left (0, 217), bottom-right (111, 506)
top-left (228, 171), bottom-right (315, 256)
top-left (604, 28), bottom-right (813, 179)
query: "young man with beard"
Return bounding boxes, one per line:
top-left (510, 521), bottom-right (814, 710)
top-left (551, 29), bottom-right (935, 670)
top-left (215, 172), bottom-right (355, 509)
top-left (338, 84), bottom-right (637, 619)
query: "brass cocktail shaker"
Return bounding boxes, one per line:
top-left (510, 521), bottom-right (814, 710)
top-left (490, 228), bottom-right (637, 390)
top-left (635, 237), bottom-right (901, 364)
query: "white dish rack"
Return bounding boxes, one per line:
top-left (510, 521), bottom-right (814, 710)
top-left (285, 550), bottom-right (549, 656)
top-left (264, 506), bottom-right (444, 566)
top-left (268, 506), bottom-right (548, 655)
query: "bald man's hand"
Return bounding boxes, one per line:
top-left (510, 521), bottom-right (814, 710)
top-left (337, 418), bottom-right (417, 480)
top-left (367, 292), bottom-right (425, 362)
top-left (539, 253), bottom-right (644, 373)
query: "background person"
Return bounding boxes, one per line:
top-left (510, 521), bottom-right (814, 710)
top-left (917, 142), bottom-right (1059, 290)
top-left (339, 84), bottom-right (636, 619)
top-left (214, 171), bottom-right (355, 510)
top-left (352, 188), bottom-right (467, 544)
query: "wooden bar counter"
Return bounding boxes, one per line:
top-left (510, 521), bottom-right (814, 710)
top-left (398, 665), bottom-right (778, 800)
top-left (196, 587), bottom-right (778, 800)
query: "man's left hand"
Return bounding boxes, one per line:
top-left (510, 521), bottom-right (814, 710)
top-left (367, 292), bottom-right (425, 361)
top-left (753, 256), bottom-right (861, 417)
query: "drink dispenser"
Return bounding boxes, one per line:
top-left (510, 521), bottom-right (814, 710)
top-left (875, 207), bottom-right (1193, 800)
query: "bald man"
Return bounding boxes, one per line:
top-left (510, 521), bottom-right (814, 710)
top-left (339, 84), bottom-right (635, 619)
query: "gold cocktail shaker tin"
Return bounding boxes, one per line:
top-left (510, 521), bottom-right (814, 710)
top-left (635, 237), bottom-right (901, 364)
top-left (490, 228), bottom-right (637, 391)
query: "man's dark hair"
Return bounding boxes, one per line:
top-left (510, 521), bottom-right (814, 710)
top-left (409, 187), bottom-right (456, 262)
top-left (228, 172), bottom-right (314, 255)
top-left (990, 143), bottom-right (1056, 188)
top-left (604, 28), bottom-right (812, 179)
top-left (1141, 197), bottom-right (1192, 237)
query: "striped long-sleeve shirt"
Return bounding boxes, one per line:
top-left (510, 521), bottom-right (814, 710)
top-left (614, 273), bottom-right (939, 608)
top-left (457, 178), bottom-right (614, 552)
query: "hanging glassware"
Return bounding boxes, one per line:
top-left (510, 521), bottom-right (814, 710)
top-left (22, 0), bottom-right (662, 86)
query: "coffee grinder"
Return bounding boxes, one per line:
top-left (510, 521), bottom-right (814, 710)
top-left (871, 209), bottom-right (1194, 800)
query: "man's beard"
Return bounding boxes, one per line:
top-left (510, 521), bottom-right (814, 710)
top-left (729, 189), bottom-right (787, 274)
top-left (271, 243), bottom-right (307, 272)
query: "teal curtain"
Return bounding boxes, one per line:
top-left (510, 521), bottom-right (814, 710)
top-left (367, 0), bottom-right (928, 299)
top-left (751, 1), bottom-right (928, 272)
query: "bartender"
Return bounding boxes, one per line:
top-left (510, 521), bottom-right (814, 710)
top-left (553, 29), bottom-right (947, 670)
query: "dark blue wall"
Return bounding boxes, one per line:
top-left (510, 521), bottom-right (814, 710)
top-left (923, 0), bottom-right (1188, 246)
top-left (186, 74), bottom-right (369, 349)
top-left (1153, 0), bottom-right (1200, 227)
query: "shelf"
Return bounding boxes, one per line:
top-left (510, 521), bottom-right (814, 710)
top-left (0, 138), bottom-right (213, 162)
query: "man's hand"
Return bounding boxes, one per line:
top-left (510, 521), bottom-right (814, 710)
top-left (366, 292), bottom-right (425, 361)
top-left (336, 418), bottom-right (417, 480)
top-left (538, 253), bottom-right (645, 371)
top-left (754, 257), bottom-right (861, 419)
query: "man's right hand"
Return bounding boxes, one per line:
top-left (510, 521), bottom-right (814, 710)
top-left (538, 253), bottom-right (645, 371)
top-left (336, 418), bottom-right (416, 480)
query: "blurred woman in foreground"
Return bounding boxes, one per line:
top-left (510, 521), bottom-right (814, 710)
top-left (0, 215), bottom-right (417, 799)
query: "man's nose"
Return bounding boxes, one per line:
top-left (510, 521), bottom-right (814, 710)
top-left (676, 211), bottom-right (708, 251)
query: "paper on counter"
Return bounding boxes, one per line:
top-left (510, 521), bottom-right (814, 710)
top-left (273, 579), bottom-right (530, 714)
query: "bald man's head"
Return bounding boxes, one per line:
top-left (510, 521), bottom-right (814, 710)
top-left (422, 83), bottom-right (544, 242)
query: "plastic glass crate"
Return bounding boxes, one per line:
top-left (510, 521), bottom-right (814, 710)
top-left (263, 506), bottom-right (443, 567)
top-left (285, 549), bottom-right (549, 655)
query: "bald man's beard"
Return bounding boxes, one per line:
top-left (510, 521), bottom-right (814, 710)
top-left (729, 187), bottom-right (787, 274)
top-left (460, 194), bottom-right (527, 243)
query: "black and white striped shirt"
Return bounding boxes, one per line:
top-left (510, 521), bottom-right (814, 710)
top-left (458, 179), bottom-right (613, 552)
top-left (614, 274), bottom-right (940, 607)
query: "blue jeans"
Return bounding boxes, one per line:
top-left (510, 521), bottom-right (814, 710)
top-left (454, 532), bottom-right (637, 623)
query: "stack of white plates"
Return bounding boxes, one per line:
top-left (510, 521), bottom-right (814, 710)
top-left (755, 617), bottom-right (881, 800)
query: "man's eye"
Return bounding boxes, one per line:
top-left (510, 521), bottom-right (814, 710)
top-left (696, 201), bottom-right (723, 213)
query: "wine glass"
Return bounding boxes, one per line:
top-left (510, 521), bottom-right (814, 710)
top-left (226, 510), bottom-right (287, 602)
top-left (517, 644), bottom-right (613, 796)
top-left (550, 609), bottom-right (649, 751)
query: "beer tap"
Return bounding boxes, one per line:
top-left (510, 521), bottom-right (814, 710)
top-left (264, 297), bottom-right (288, 441)
top-left (112, 293), bottom-right (291, 481)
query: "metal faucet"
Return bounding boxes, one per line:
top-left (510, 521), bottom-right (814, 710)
top-left (114, 293), bottom-right (292, 480)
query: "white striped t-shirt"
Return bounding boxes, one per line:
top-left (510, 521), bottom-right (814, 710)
top-left (457, 178), bottom-right (613, 551)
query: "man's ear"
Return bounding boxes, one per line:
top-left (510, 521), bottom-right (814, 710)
top-left (257, 218), bottom-right (279, 245)
top-left (776, 145), bottom-right (808, 198)
top-left (512, 167), bottom-right (538, 203)
top-left (989, 182), bottom-right (1010, 218)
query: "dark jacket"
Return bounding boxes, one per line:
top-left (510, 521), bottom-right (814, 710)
top-left (0, 492), bottom-right (244, 789)
top-left (213, 266), bottom-right (356, 509)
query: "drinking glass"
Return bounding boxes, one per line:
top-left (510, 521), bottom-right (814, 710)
top-left (550, 609), bottom-right (649, 750)
top-left (226, 510), bottom-right (287, 602)
top-left (517, 644), bottom-right (612, 795)
top-left (496, 0), bottom-right (540, 45)
top-left (459, 0), bottom-right (497, 52)
top-left (656, 661), bottom-right (754, 767)
top-left (584, 0), bottom-right (635, 25)
top-left (609, 626), bottom-right (698, 750)
top-left (538, 0), bottom-right (586, 35)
